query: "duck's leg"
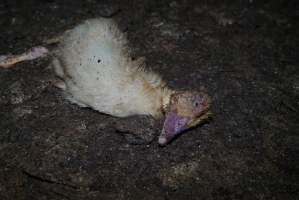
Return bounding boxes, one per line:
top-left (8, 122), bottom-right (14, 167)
top-left (44, 35), bottom-right (64, 45)
top-left (44, 29), bottom-right (73, 45)
top-left (0, 46), bottom-right (49, 68)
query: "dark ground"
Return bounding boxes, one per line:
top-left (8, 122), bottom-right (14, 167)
top-left (0, 0), bottom-right (299, 199)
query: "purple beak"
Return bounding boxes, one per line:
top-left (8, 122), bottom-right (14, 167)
top-left (158, 112), bottom-right (191, 145)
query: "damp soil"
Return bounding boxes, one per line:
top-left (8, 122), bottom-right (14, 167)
top-left (0, 0), bottom-right (298, 199)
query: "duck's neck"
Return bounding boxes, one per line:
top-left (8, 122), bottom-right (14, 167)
top-left (133, 67), bottom-right (174, 118)
top-left (147, 84), bottom-right (174, 118)
top-left (161, 86), bottom-right (174, 114)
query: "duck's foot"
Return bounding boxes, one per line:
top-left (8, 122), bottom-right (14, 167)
top-left (0, 46), bottom-right (49, 68)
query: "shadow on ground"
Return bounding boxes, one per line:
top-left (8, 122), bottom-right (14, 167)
top-left (0, 0), bottom-right (298, 199)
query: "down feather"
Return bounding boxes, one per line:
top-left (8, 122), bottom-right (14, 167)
top-left (0, 18), bottom-right (211, 145)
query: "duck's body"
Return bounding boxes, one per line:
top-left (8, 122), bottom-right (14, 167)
top-left (0, 18), bottom-right (211, 145)
top-left (53, 18), bottom-right (172, 118)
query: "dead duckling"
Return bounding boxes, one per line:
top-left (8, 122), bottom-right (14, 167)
top-left (0, 18), bottom-right (211, 145)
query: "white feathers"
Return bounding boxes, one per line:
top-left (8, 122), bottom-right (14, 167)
top-left (53, 18), bottom-right (172, 118)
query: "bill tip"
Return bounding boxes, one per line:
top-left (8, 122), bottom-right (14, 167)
top-left (158, 137), bottom-right (167, 146)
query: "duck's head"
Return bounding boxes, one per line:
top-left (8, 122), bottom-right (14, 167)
top-left (159, 91), bottom-right (212, 146)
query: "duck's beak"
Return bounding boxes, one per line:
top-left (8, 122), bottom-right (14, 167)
top-left (158, 112), bottom-right (191, 146)
top-left (158, 110), bottom-right (212, 146)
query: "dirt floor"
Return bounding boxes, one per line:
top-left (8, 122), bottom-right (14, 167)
top-left (0, 0), bottom-right (298, 199)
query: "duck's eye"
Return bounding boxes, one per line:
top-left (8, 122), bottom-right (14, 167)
top-left (194, 101), bottom-right (199, 107)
